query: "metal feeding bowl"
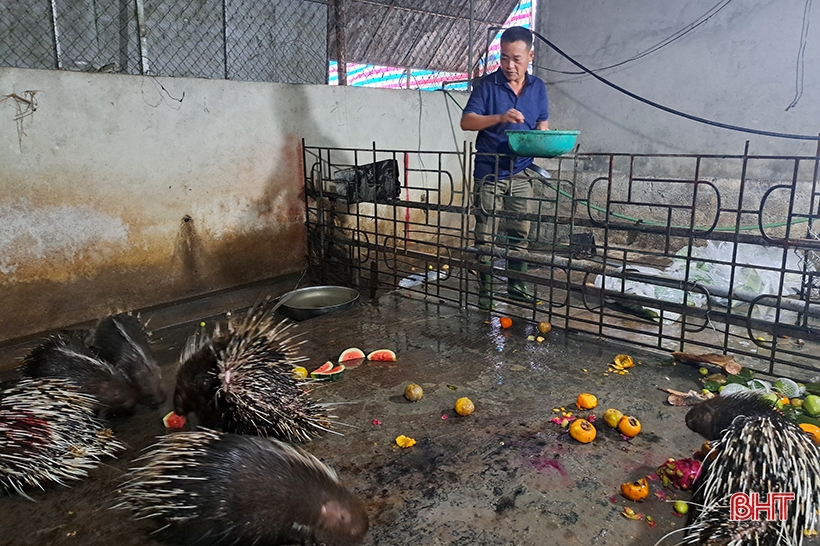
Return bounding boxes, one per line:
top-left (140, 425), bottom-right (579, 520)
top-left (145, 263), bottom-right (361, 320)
top-left (506, 130), bottom-right (580, 158)
top-left (277, 286), bottom-right (360, 321)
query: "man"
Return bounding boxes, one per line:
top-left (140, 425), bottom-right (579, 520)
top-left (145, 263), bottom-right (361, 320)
top-left (461, 26), bottom-right (550, 310)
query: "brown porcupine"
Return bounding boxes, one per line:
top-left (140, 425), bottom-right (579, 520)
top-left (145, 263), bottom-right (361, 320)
top-left (0, 377), bottom-right (126, 498)
top-left (116, 429), bottom-right (369, 546)
top-left (676, 392), bottom-right (820, 546)
top-left (22, 330), bottom-right (141, 412)
top-left (174, 304), bottom-right (336, 442)
top-left (90, 312), bottom-right (166, 408)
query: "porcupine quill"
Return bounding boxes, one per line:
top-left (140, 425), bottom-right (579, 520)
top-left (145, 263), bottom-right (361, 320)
top-left (174, 300), bottom-right (341, 442)
top-left (658, 393), bottom-right (820, 546)
top-left (115, 429), bottom-right (369, 546)
top-left (90, 312), bottom-right (166, 408)
top-left (22, 330), bottom-right (140, 412)
top-left (0, 377), bottom-right (126, 498)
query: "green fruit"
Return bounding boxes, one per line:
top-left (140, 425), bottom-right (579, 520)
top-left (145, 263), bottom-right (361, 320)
top-left (603, 408), bottom-right (623, 428)
top-left (674, 500), bottom-right (689, 515)
top-left (698, 367), bottom-right (709, 376)
top-left (760, 392), bottom-right (783, 410)
top-left (702, 381), bottom-right (721, 393)
top-left (803, 395), bottom-right (820, 417)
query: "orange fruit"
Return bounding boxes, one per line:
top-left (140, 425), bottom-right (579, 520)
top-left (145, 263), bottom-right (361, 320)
top-left (455, 397), bottom-right (475, 416)
top-left (575, 393), bottom-right (598, 410)
top-left (618, 415), bottom-right (642, 437)
top-left (500, 317), bottom-right (513, 329)
top-left (569, 419), bottom-right (596, 443)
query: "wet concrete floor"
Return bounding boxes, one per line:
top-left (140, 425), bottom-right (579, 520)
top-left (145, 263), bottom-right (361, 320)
top-left (1, 281), bottom-right (816, 546)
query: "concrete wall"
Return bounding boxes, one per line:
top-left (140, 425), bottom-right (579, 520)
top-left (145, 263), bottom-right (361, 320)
top-left (536, 0), bottom-right (820, 161)
top-left (0, 67), bottom-right (471, 341)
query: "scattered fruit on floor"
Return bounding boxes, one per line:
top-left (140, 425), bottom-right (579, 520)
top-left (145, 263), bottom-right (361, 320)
top-left (620, 478), bottom-right (649, 501)
top-left (395, 435), bottom-right (416, 448)
top-left (618, 415), bottom-right (642, 437)
top-left (162, 411), bottom-right (186, 429)
top-left (612, 354), bottom-right (635, 370)
top-left (569, 419), bottom-right (596, 443)
top-left (455, 397), bottom-right (475, 416)
top-left (576, 392), bottom-right (598, 410)
top-left (603, 408), bottom-right (624, 428)
top-left (367, 349), bottom-right (397, 362)
top-left (799, 423), bottom-right (820, 444)
top-left (404, 383), bottom-right (424, 402)
top-left (339, 347), bottom-right (366, 362)
top-left (803, 394), bottom-right (820, 417)
top-left (310, 362), bottom-right (345, 381)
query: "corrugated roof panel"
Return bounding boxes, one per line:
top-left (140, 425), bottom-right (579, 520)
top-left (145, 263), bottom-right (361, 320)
top-left (328, 0), bottom-right (520, 71)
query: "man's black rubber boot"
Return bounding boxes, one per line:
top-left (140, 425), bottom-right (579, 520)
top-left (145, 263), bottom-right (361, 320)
top-left (478, 273), bottom-right (495, 310)
top-left (507, 261), bottom-right (537, 303)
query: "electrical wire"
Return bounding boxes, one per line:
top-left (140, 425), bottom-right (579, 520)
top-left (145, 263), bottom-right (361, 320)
top-left (539, 0), bottom-right (734, 79)
top-left (532, 30), bottom-right (820, 141)
top-left (785, 0), bottom-right (814, 111)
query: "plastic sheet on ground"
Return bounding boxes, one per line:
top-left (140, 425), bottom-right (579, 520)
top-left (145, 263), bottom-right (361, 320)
top-left (594, 241), bottom-right (813, 323)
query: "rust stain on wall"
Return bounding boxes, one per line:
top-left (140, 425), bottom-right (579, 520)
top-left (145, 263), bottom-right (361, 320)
top-left (0, 220), bottom-right (307, 343)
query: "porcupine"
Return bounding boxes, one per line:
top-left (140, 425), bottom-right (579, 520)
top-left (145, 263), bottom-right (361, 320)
top-left (173, 303), bottom-right (336, 442)
top-left (0, 377), bottom-right (126, 497)
top-left (90, 312), bottom-right (166, 408)
top-left (116, 429), bottom-right (369, 546)
top-left (22, 329), bottom-right (141, 412)
top-left (675, 392), bottom-right (820, 546)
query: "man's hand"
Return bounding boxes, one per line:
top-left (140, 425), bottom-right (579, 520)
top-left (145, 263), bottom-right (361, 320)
top-left (460, 109), bottom-right (526, 131)
top-left (500, 109), bottom-right (525, 124)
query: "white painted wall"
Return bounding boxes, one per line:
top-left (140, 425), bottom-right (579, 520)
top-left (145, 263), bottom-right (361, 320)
top-left (536, 0), bottom-right (820, 159)
top-left (0, 67), bottom-right (471, 340)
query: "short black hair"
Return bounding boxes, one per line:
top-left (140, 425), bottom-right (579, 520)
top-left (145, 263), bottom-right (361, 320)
top-left (500, 26), bottom-right (533, 50)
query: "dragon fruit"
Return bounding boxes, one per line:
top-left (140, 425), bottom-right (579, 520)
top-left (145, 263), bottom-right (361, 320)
top-left (656, 457), bottom-right (702, 491)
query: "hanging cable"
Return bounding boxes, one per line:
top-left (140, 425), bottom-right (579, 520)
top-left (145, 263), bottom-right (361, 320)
top-left (532, 31), bottom-right (820, 141)
top-left (785, 0), bottom-right (814, 111)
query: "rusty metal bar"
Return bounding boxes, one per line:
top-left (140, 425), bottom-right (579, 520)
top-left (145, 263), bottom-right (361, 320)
top-left (333, 0), bottom-right (348, 85)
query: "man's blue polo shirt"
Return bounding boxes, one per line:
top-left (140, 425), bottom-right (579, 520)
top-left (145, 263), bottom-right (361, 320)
top-left (463, 69), bottom-right (549, 182)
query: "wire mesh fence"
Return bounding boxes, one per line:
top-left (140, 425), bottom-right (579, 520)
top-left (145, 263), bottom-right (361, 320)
top-left (1, 0), bottom-right (534, 89)
top-left (2, 0), bottom-right (330, 83)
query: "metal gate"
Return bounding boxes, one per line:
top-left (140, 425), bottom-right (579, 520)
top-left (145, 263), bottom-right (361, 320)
top-left (303, 140), bottom-right (820, 381)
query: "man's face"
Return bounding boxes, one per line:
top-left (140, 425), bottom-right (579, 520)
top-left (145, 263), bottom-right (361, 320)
top-left (500, 40), bottom-right (533, 85)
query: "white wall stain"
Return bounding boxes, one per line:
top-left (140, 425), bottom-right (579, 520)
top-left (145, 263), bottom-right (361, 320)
top-left (0, 198), bottom-right (129, 268)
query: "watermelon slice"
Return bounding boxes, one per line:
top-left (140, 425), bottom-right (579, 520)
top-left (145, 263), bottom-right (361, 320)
top-left (367, 349), bottom-right (397, 362)
top-left (312, 361), bottom-right (334, 374)
top-left (311, 363), bottom-right (345, 382)
top-left (162, 411), bottom-right (187, 429)
top-left (339, 348), bottom-right (366, 362)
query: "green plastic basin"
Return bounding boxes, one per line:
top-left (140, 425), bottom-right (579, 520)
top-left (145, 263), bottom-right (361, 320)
top-left (506, 130), bottom-right (580, 158)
